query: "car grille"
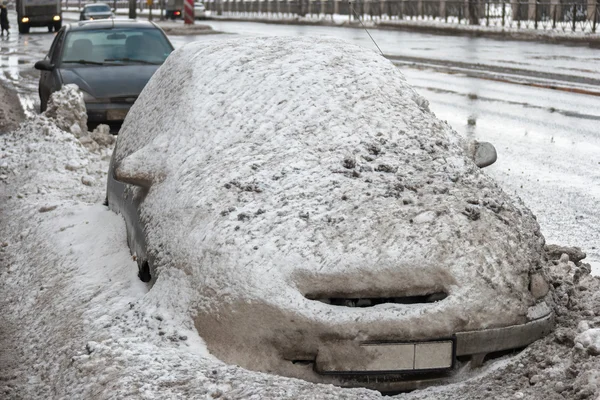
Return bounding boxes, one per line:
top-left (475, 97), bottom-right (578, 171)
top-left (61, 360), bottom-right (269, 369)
top-left (25, 6), bottom-right (57, 16)
top-left (306, 292), bottom-right (448, 307)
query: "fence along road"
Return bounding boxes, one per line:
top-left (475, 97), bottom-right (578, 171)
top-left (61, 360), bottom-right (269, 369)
top-left (198, 0), bottom-right (600, 33)
top-left (61, 0), bottom-right (600, 33)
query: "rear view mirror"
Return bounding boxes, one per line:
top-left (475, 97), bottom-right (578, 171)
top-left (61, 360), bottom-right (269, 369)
top-left (469, 141), bottom-right (497, 168)
top-left (34, 59), bottom-right (54, 71)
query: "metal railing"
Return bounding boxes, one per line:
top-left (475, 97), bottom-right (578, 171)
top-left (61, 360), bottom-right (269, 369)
top-left (61, 0), bottom-right (600, 32)
top-left (202, 0), bottom-right (599, 32)
top-left (62, 0), bottom-right (161, 12)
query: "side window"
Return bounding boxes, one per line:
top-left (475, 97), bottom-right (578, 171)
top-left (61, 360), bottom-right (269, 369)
top-left (50, 31), bottom-right (66, 64)
top-left (46, 31), bottom-right (62, 59)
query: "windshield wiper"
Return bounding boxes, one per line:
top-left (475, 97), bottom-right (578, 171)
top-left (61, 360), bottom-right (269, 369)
top-left (104, 58), bottom-right (160, 65)
top-left (62, 59), bottom-right (105, 65)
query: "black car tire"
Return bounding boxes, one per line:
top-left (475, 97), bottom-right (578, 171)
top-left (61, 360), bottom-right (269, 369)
top-left (47, 24), bottom-right (53, 32)
top-left (54, 21), bottom-right (61, 31)
top-left (18, 22), bottom-right (30, 34)
top-left (138, 259), bottom-right (151, 283)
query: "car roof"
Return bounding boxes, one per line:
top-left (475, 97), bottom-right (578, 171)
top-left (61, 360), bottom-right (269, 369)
top-left (67, 19), bottom-right (159, 31)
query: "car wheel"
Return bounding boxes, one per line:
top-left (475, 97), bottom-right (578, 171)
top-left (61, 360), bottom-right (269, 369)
top-left (54, 22), bottom-right (61, 31)
top-left (47, 25), bottom-right (53, 32)
top-left (138, 260), bottom-right (151, 283)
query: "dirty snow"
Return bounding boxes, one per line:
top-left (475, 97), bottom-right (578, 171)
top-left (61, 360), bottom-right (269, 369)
top-left (43, 83), bottom-right (88, 137)
top-left (1, 38), bottom-right (600, 399)
top-left (0, 80), bottom-right (24, 134)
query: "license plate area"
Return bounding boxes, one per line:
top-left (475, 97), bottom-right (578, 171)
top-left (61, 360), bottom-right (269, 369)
top-left (315, 339), bottom-right (455, 375)
top-left (107, 109), bottom-right (129, 121)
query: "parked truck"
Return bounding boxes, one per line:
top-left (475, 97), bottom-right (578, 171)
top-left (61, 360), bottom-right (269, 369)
top-left (16, 0), bottom-right (62, 34)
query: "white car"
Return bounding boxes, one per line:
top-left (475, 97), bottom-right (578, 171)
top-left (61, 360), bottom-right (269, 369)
top-left (194, 2), bottom-right (206, 19)
top-left (107, 37), bottom-right (554, 392)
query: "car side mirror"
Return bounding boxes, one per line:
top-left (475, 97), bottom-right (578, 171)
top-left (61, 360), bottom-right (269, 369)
top-left (34, 60), bottom-right (55, 71)
top-left (469, 141), bottom-right (497, 168)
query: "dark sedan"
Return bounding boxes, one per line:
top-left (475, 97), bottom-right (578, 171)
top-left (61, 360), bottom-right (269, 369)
top-left (35, 20), bottom-right (174, 128)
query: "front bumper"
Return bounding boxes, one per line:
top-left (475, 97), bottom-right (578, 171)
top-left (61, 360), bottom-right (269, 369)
top-left (85, 103), bottom-right (131, 124)
top-left (455, 311), bottom-right (554, 356)
top-left (310, 312), bottom-right (554, 392)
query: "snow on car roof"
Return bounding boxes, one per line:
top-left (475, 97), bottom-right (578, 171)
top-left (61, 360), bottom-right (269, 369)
top-left (114, 36), bottom-right (546, 372)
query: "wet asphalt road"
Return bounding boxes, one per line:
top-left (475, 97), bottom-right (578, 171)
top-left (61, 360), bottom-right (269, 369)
top-left (1, 13), bottom-right (598, 270)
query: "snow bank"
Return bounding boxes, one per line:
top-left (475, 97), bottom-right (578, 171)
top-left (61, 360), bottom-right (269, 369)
top-left (0, 80), bottom-right (25, 134)
top-left (43, 83), bottom-right (88, 137)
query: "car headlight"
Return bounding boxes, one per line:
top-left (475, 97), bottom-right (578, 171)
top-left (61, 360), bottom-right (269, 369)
top-left (22, 17), bottom-right (30, 23)
top-left (53, 15), bottom-right (61, 21)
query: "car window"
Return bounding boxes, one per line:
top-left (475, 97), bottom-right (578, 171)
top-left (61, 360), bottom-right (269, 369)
top-left (86, 5), bottom-right (111, 12)
top-left (47, 30), bottom-right (63, 59)
top-left (49, 31), bottom-right (65, 64)
top-left (61, 28), bottom-right (173, 65)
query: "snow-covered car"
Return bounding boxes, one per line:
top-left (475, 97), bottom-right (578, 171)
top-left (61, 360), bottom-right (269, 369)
top-left (194, 2), bottom-right (206, 18)
top-left (106, 37), bottom-right (554, 392)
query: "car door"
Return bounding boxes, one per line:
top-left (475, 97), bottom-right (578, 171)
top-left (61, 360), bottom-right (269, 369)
top-left (39, 29), bottom-right (65, 111)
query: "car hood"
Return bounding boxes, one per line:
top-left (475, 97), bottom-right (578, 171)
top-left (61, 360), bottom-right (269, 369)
top-left (59, 65), bottom-right (160, 99)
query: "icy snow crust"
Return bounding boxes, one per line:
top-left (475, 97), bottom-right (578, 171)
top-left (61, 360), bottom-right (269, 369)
top-left (113, 36), bottom-right (548, 381)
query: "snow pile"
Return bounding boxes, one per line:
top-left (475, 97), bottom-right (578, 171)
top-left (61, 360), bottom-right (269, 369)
top-left (0, 81), bottom-right (24, 134)
top-left (43, 83), bottom-right (88, 137)
top-left (575, 324), bottom-right (600, 355)
top-left (79, 123), bottom-right (116, 153)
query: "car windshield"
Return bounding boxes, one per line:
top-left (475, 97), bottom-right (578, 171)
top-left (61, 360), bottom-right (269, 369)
top-left (86, 5), bottom-right (111, 12)
top-left (61, 28), bottom-right (173, 66)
